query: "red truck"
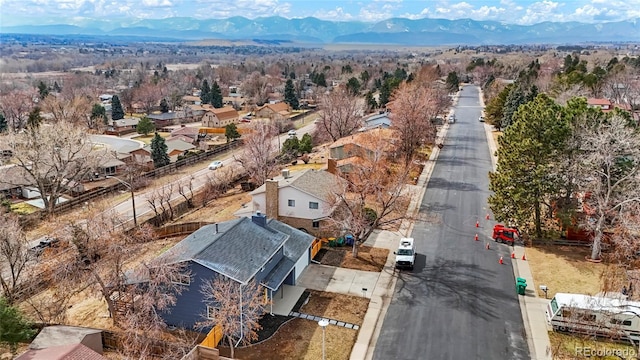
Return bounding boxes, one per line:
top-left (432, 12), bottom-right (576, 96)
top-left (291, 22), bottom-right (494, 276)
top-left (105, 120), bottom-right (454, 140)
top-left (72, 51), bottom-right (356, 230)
top-left (493, 224), bottom-right (519, 245)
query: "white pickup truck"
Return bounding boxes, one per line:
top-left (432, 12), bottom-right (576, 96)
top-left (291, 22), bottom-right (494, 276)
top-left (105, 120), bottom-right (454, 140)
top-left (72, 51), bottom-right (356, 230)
top-left (394, 237), bottom-right (416, 270)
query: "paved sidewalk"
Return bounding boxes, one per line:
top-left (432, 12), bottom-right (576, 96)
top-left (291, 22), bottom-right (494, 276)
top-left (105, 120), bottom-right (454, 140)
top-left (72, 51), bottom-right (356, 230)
top-left (483, 117), bottom-right (552, 360)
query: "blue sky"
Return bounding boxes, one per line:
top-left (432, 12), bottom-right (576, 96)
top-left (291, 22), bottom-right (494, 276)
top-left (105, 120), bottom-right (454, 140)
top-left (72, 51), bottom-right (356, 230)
top-left (1, 0), bottom-right (639, 26)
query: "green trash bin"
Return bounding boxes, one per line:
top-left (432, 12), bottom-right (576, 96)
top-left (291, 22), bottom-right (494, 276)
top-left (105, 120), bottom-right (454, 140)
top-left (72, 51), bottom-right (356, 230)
top-left (517, 283), bottom-right (527, 295)
top-left (516, 277), bottom-right (527, 284)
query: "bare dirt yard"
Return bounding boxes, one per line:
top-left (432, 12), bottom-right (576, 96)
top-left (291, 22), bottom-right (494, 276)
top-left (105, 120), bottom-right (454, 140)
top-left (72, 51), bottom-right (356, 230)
top-left (316, 245), bottom-right (389, 272)
top-left (228, 290), bottom-right (369, 360)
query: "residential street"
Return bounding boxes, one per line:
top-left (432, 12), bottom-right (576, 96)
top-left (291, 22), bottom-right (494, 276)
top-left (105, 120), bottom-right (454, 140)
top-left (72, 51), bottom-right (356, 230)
top-left (372, 85), bottom-right (530, 359)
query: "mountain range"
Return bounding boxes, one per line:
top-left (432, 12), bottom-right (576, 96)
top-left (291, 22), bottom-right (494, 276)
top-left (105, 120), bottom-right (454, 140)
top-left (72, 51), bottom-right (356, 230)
top-left (2, 16), bottom-right (639, 45)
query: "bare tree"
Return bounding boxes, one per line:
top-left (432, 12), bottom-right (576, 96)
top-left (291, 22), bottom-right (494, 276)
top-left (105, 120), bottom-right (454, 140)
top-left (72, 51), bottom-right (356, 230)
top-left (235, 121), bottom-right (278, 187)
top-left (0, 89), bottom-right (37, 131)
top-left (3, 120), bottom-right (112, 214)
top-left (197, 277), bottom-right (267, 359)
top-left (241, 71), bottom-right (270, 106)
top-left (317, 86), bottom-right (364, 141)
top-left (40, 94), bottom-right (93, 128)
top-left (117, 260), bottom-right (193, 359)
top-left (388, 81), bottom-right (438, 165)
top-left (0, 213), bottom-right (30, 304)
top-left (201, 166), bottom-right (241, 205)
top-left (578, 115), bottom-right (640, 260)
top-left (177, 175), bottom-right (196, 209)
top-left (327, 131), bottom-right (413, 257)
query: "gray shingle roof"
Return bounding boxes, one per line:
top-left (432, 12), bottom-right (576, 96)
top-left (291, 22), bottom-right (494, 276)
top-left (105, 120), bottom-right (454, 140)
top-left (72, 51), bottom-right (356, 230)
top-left (156, 217), bottom-right (288, 284)
top-left (261, 219), bottom-right (316, 290)
top-left (267, 219), bottom-right (315, 263)
top-left (251, 169), bottom-right (344, 202)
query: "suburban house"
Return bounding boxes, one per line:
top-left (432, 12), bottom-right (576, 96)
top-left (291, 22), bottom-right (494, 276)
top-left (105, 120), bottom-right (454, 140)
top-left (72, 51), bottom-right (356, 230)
top-left (153, 214), bottom-right (315, 330)
top-left (201, 106), bottom-right (239, 128)
top-left (17, 325), bottom-right (105, 360)
top-left (255, 102), bottom-right (291, 119)
top-left (587, 98), bottom-right (613, 111)
top-left (107, 117), bottom-right (140, 135)
top-left (169, 126), bottom-right (200, 144)
top-left (148, 110), bottom-right (201, 128)
top-left (238, 168), bottom-right (344, 237)
top-left (328, 128), bottom-right (397, 173)
top-left (0, 164), bottom-right (29, 198)
top-left (182, 95), bottom-right (202, 105)
top-left (362, 111), bottom-right (392, 130)
top-left (144, 138), bottom-right (196, 163)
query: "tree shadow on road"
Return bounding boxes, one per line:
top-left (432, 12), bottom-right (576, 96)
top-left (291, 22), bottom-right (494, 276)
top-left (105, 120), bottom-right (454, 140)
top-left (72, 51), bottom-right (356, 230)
top-left (393, 257), bottom-right (509, 321)
top-left (426, 177), bottom-right (481, 192)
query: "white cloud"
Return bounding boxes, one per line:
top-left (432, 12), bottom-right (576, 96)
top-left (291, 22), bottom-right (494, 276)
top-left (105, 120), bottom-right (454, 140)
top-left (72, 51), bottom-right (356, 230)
top-left (142, 0), bottom-right (172, 7)
top-left (314, 7), bottom-right (355, 21)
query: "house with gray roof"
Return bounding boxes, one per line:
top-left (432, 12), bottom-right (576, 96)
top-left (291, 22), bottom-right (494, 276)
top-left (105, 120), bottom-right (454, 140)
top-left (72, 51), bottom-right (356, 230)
top-left (154, 213), bottom-right (315, 329)
top-left (237, 168), bottom-right (344, 237)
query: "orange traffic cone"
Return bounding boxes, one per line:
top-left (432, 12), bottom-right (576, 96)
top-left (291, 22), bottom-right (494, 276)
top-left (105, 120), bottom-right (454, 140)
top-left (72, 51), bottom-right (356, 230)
top-left (499, 256), bottom-right (504, 265)
top-left (486, 213), bottom-right (490, 220)
top-left (522, 253), bottom-right (527, 261)
top-left (476, 220), bottom-right (479, 228)
top-left (485, 242), bottom-right (490, 250)
top-left (474, 234), bottom-right (479, 241)
top-left (511, 252), bottom-right (515, 259)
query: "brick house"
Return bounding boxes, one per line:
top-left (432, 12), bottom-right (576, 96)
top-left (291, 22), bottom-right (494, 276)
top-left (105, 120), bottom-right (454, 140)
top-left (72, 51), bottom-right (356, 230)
top-left (201, 106), bottom-right (239, 128)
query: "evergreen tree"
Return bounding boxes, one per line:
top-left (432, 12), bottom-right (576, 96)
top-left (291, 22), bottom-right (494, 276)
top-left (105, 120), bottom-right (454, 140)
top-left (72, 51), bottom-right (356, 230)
top-left (200, 80), bottom-right (211, 105)
top-left (313, 72), bottom-right (327, 87)
top-left (37, 81), bottom-right (49, 99)
top-left (360, 70), bottom-right (370, 86)
top-left (489, 94), bottom-right (570, 239)
top-left (52, 81), bottom-right (61, 93)
top-left (90, 104), bottom-right (108, 125)
top-left (160, 98), bottom-right (169, 113)
top-left (484, 84), bottom-right (513, 130)
top-left (150, 132), bottom-right (170, 168)
top-left (365, 91), bottom-right (378, 110)
top-left (445, 72), bottom-right (460, 93)
top-left (224, 123), bottom-right (241, 143)
top-left (379, 78), bottom-right (401, 107)
top-left (0, 113), bottom-right (7, 133)
top-left (136, 116), bottom-right (155, 136)
top-left (346, 77), bottom-right (361, 95)
top-left (299, 133), bottom-right (313, 153)
top-left (501, 85), bottom-right (526, 129)
top-left (211, 81), bottom-right (223, 108)
top-left (26, 107), bottom-right (42, 129)
top-left (281, 137), bottom-right (299, 157)
top-left (0, 297), bottom-right (36, 354)
top-left (284, 79), bottom-right (299, 110)
top-left (111, 95), bottom-right (125, 120)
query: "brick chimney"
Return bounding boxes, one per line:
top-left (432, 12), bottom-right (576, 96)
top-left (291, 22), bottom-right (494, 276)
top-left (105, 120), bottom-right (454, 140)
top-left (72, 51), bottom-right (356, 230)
top-left (327, 158), bottom-right (337, 175)
top-left (265, 179), bottom-right (279, 220)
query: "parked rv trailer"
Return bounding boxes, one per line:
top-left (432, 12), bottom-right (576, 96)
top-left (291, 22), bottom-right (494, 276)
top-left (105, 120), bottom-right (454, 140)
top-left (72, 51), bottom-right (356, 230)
top-left (546, 293), bottom-right (640, 342)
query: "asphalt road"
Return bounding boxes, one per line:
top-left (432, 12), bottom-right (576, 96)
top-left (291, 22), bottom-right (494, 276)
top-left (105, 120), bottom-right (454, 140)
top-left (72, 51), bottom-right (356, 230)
top-left (372, 85), bottom-right (530, 360)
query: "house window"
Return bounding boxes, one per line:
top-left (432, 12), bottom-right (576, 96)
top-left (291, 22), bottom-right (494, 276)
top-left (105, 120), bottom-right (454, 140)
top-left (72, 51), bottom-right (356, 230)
top-left (206, 305), bottom-right (218, 319)
top-left (171, 273), bottom-right (190, 286)
top-left (288, 199), bottom-right (295, 207)
top-left (309, 202), bottom-right (319, 209)
top-left (312, 221), bottom-right (320, 228)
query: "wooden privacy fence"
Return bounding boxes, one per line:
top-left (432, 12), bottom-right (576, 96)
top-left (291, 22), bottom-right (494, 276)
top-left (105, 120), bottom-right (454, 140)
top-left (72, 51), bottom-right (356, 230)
top-left (311, 238), bottom-right (323, 259)
top-left (182, 345), bottom-right (222, 360)
top-left (156, 222), bottom-right (212, 239)
top-left (200, 324), bottom-right (223, 348)
top-left (51, 141), bottom-right (242, 215)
